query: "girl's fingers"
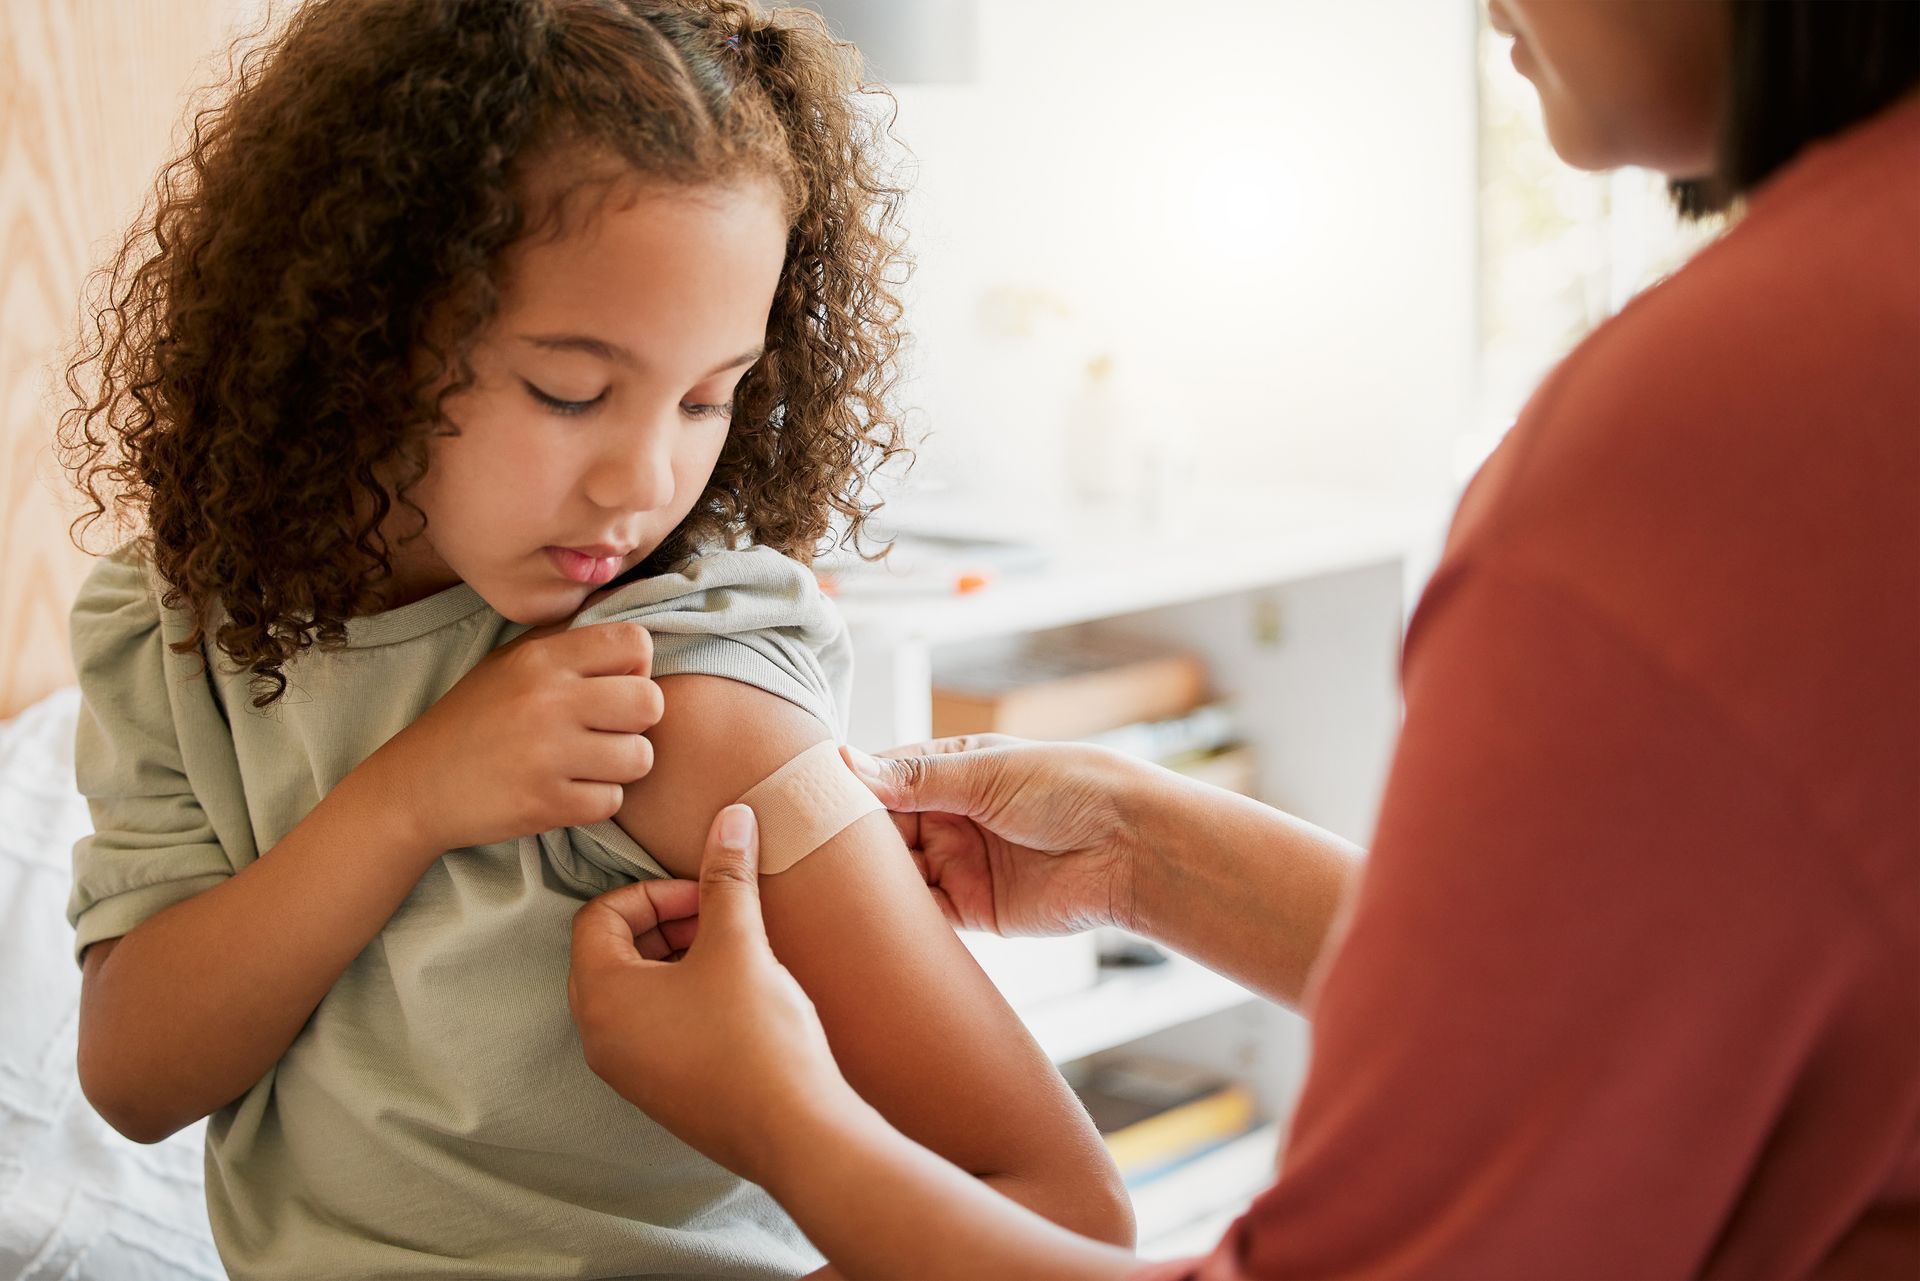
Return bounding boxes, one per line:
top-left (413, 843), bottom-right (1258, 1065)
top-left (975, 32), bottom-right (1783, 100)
top-left (575, 674), bottom-right (664, 735)
top-left (563, 779), bottom-right (626, 825)
top-left (573, 729), bottom-right (655, 786)
top-left (556, 621), bottom-right (654, 677)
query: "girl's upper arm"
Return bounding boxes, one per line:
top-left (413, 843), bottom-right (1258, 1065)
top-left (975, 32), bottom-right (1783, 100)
top-left (611, 674), bottom-right (1122, 1203)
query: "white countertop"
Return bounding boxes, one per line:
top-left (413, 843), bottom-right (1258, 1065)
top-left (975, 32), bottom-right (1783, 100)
top-left (830, 488), bottom-right (1422, 645)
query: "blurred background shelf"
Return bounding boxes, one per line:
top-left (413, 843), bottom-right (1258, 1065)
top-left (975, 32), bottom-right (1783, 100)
top-left (1131, 1121), bottom-right (1283, 1255)
top-left (832, 487), bottom-right (1420, 649)
top-left (1021, 952), bottom-right (1257, 1066)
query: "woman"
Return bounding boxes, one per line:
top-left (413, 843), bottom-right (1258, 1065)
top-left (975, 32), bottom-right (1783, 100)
top-left (566, 1), bottom-right (1920, 1276)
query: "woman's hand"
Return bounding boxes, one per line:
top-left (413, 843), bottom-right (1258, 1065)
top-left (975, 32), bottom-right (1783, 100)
top-left (368, 606), bottom-right (663, 853)
top-left (567, 806), bottom-right (853, 1188)
top-left (840, 737), bottom-right (1158, 937)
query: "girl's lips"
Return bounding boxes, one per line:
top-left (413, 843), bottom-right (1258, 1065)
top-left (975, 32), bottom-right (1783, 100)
top-left (545, 546), bottom-right (623, 585)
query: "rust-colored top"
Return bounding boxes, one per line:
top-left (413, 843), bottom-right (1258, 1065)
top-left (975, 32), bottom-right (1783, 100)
top-left (1143, 94), bottom-right (1920, 1279)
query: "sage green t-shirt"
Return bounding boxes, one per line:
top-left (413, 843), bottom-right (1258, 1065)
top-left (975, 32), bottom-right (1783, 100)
top-left (67, 543), bottom-right (848, 1280)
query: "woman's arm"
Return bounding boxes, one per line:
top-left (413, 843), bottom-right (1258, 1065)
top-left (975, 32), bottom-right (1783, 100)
top-left (1128, 771), bottom-right (1365, 1005)
top-left (78, 621), bottom-right (661, 1143)
top-left (849, 741), bottom-right (1365, 1008)
top-left (612, 677), bottom-right (1136, 1245)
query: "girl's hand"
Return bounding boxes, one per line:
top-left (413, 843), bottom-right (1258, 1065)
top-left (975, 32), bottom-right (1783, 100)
top-left (371, 616), bottom-right (664, 853)
top-left (840, 738), bottom-right (1151, 937)
top-left (568, 805), bottom-right (852, 1188)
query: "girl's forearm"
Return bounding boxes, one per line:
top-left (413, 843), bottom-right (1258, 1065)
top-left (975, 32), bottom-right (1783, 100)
top-left (767, 1087), bottom-right (1138, 1281)
top-left (1126, 770), bottom-right (1366, 1008)
top-left (78, 744), bottom-right (443, 1142)
top-left (797, 1156), bottom-right (1133, 1281)
top-left (981, 1167), bottom-right (1137, 1249)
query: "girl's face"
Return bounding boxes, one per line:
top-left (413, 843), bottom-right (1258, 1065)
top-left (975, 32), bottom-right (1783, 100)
top-left (1489, 0), bottom-right (1729, 177)
top-left (384, 176), bottom-right (788, 622)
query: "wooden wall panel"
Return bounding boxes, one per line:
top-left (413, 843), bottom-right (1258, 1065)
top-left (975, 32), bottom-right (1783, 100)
top-left (1, 0), bottom-right (256, 719)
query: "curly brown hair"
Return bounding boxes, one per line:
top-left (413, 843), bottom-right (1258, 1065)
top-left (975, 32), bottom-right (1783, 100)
top-left (58, 0), bottom-right (910, 708)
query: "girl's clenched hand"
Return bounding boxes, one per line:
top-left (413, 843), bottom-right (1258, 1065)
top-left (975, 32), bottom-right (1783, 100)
top-left (370, 618), bottom-right (663, 852)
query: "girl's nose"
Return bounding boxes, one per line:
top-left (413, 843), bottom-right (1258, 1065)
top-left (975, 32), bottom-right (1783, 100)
top-left (585, 417), bottom-right (677, 513)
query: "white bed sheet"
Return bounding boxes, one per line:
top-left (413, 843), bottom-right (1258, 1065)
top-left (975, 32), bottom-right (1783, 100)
top-left (0, 687), bottom-right (221, 1280)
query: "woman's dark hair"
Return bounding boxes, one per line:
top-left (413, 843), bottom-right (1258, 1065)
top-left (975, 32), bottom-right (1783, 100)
top-left (1673, 0), bottom-right (1920, 217)
top-left (57, 0), bottom-right (910, 707)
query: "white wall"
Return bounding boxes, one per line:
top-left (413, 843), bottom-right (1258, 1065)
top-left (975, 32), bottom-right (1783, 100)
top-left (879, 0), bottom-right (1480, 530)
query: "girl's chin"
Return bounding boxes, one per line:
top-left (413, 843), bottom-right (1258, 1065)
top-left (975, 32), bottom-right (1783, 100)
top-left (475, 580), bottom-right (582, 627)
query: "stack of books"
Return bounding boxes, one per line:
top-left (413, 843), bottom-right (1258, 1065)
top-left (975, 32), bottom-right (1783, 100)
top-left (1067, 1052), bottom-right (1274, 1244)
top-left (931, 634), bottom-right (1258, 799)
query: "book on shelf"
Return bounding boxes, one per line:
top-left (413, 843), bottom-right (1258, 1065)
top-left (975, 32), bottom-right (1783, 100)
top-left (1069, 1054), bottom-right (1265, 1188)
top-left (931, 634), bottom-right (1206, 741)
top-left (1130, 1123), bottom-right (1282, 1252)
top-left (1081, 701), bottom-right (1239, 761)
top-left (1163, 743), bottom-right (1259, 796)
top-left (1086, 702), bottom-right (1262, 803)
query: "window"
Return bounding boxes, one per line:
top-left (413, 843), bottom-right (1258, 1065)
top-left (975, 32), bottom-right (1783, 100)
top-left (1468, 2), bottom-right (1721, 475)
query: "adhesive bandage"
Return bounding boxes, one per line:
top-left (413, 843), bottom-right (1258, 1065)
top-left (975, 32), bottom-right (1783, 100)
top-left (737, 741), bottom-right (886, 874)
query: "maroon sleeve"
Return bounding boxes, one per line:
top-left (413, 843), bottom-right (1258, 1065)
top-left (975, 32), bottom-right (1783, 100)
top-left (1131, 557), bottom-right (1906, 1280)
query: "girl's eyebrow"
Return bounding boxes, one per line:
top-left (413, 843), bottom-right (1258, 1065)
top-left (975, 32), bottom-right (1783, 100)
top-left (518, 333), bottom-right (765, 378)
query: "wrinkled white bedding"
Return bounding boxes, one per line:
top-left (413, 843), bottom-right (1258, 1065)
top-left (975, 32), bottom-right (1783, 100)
top-left (0, 687), bottom-right (221, 1280)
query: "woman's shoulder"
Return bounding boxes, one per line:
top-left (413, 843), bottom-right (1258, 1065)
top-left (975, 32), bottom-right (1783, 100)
top-left (1576, 94), bottom-right (1919, 408)
top-left (1422, 108), bottom-right (1919, 811)
top-left (1462, 101), bottom-right (1920, 560)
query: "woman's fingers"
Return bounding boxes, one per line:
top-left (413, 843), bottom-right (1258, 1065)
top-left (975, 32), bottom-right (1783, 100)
top-left (692, 805), bottom-right (770, 953)
top-left (571, 878), bottom-right (703, 967)
top-left (660, 915), bottom-right (700, 955)
top-left (842, 744), bottom-right (993, 817)
top-left (569, 898), bottom-right (655, 990)
top-left (876, 733), bottom-right (1023, 757)
top-left (590, 876), bottom-right (700, 936)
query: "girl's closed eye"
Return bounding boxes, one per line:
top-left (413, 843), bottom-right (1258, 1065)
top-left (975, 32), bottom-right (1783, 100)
top-left (522, 378), bottom-right (734, 421)
top-left (524, 379), bottom-right (606, 416)
top-left (682, 398), bottom-right (734, 421)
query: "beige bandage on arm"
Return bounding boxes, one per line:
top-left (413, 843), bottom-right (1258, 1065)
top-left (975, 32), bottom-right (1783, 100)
top-left (737, 740), bottom-right (886, 874)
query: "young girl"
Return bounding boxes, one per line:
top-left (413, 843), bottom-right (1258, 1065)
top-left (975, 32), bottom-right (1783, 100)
top-left (57, 2), bottom-right (1132, 1277)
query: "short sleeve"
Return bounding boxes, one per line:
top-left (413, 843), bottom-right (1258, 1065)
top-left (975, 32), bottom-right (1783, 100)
top-left (521, 545), bottom-right (854, 889)
top-left (66, 548), bottom-right (234, 964)
top-left (560, 545), bottom-right (852, 735)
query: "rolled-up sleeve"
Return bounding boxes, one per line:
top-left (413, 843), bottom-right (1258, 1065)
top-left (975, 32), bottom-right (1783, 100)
top-left (529, 545), bottom-right (856, 889)
top-left (564, 545), bottom-right (852, 734)
top-left (66, 549), bottom-right (233, 964)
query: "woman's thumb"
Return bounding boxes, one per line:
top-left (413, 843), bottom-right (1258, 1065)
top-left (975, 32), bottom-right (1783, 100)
top-left (696, 805), bottom-right (768, 948)
top-left (841, 744), bottom-right (970, 815)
